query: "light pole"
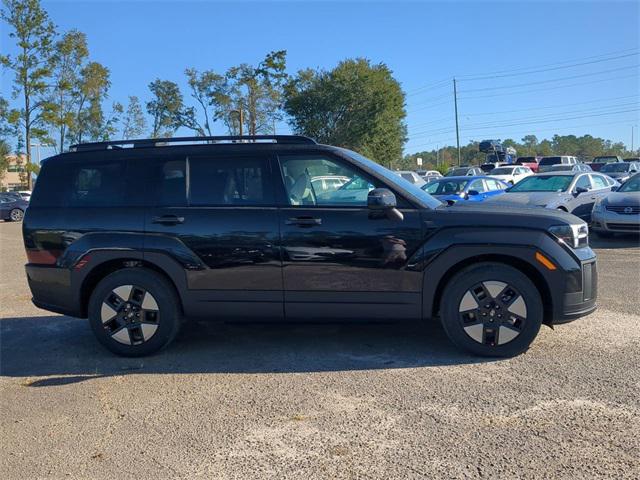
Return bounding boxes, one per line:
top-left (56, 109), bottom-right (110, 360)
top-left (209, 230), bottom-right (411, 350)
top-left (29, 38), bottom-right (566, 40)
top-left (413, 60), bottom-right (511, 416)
top-left (29, 142), bottom-right (52, 189)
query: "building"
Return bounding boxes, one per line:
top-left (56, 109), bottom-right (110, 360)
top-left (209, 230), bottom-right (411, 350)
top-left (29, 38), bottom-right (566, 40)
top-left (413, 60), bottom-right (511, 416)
top-left (1, 154), bottom-right (29, 191)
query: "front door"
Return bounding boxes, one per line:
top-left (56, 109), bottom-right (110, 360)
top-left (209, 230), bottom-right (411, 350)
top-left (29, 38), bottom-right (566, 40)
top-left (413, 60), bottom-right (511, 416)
top-left (144, 152), bottom-right (283, 319)
top-left (277, 153), bottom-right (424, 321)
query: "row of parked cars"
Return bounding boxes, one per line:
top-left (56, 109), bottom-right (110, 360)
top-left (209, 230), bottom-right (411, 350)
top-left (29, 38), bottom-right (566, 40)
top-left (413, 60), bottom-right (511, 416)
top-left (411, 166), bottom-right (640, 236)
top-left (0, 190), bottom-right (31, 222)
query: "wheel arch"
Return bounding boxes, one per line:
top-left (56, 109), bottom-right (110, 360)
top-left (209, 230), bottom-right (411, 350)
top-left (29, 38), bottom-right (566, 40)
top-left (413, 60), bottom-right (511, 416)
top-left (79, 258), bottom-right (184, 318)
top-left (427, 253), bottom-right (554, 325)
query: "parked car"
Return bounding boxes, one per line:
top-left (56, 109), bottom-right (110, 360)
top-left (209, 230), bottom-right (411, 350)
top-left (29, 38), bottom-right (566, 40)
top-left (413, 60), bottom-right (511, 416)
top-left (18, 190), bottom-right (32, 201)
top-left (395, 170), bottom-right (427, 187)
top-left (548, 163), bottom-right (593, 173)
top-left (479, 162), bottom-right (510, 174)
top-left (0, 194), bottom-right (28, 222)
top-left (537, 156), bottom-right (578, 173)
top-left (588, 155), bottom-right (624, 172)
top-left (591, 173), bottom-right (640, 236)
top-left (445, 166), bottom-right (484, 177)
top-left (623, 157), bottom-right (640, 163)
top-left (422, 176), bottom-right (509, 204)
top-left (483, 172), bottom-right (616, 221)
top-left (417, 170), bottom-right (442, 182)
top-left (24, 135), bottom-right (597, 358)
top-left (488, 165), bottom-right (534, 185)
top-left (598, 161), bottom-right (640, 184)
top-left (515, 156), bottom-right (542, 173)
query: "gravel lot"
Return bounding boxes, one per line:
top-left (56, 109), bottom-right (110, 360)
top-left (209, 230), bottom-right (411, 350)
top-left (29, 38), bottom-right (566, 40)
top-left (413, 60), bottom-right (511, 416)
top-left (1, 220), bottom-right (639, 479)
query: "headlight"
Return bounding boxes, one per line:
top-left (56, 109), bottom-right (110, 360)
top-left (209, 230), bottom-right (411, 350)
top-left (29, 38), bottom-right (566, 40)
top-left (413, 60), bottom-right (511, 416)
top-left (593, 197), bottom-right (605, 213)
top-left (549, 224), bottom-right (589, 249)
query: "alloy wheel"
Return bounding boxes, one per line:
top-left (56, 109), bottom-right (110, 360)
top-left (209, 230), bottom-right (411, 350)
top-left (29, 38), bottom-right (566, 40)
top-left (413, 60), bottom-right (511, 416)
top-left (458, 281), bottom-right (527, 347)
top-left (100, 285), bottom-right (160, 345)
top-left (10, 208), bottom-right (23, 222)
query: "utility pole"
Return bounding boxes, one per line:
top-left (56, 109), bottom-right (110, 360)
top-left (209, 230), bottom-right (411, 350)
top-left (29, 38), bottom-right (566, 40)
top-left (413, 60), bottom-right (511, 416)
top-left (453, 78), bottom-right (461, 166)
top-left (632, 125), bottom-right (635, 153)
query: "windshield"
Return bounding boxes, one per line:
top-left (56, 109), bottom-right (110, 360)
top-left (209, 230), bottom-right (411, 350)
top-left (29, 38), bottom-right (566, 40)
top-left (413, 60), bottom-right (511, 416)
top-left (593, 157), bottom-right (619, 163)
top-left (338, 148), bottom-right (442, 209)
top-left (619, 175), bottom-right (640, 192)
top-left (423, 179), bottom-right (469, 195)
top-left (447, 168), bottom-right (470, 176)
top-left (509, 175), bottom-right (573, 192)
top-left (491, 167), bottom-right (515, 175)
top-left (600, 163), bottom-right (629, 173)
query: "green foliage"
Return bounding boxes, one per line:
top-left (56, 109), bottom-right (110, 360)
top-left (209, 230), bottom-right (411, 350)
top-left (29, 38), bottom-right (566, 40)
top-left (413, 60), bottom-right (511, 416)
top-left (121, 96), bottom-right (147, 139)
top-left (184, 68), bottom-right (226, 136)
top-left (0, 138), bottom-right (10, 181)
top-left (1, 0), bottom-right (57, 178)
top-left (146, 79), bottom-right (186, 138)
top-left (285, 58), bottom-right (407, 166)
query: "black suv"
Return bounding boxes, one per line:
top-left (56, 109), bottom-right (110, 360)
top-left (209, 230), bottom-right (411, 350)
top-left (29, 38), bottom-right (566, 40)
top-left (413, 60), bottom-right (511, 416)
top-left (23, 136), bottom-right (597, 357)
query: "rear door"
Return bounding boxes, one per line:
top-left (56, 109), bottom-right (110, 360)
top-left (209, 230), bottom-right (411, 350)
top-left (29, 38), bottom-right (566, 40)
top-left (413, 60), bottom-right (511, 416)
top-left (144, 152), bottom-right (283, 319)
top-left (569, 174), bottom-right (598, 220)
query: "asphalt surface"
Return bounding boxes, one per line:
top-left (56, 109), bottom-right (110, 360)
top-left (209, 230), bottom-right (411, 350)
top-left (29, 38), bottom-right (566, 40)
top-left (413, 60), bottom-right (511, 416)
top-left (1, 221), bottom-right (639, 479)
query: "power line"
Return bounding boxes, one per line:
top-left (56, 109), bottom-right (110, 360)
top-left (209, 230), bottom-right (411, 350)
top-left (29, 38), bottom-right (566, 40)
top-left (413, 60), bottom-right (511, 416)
top-left (459, 73), bottom-right (639, 100)
top-left (456, 52), bottom-right (638, 82)
top-left (458, 64), bottom-right (638, 94)
top-left (405, 78), bottom-right (451, 96)
top-left (455, 47), bottom-right (638, 80)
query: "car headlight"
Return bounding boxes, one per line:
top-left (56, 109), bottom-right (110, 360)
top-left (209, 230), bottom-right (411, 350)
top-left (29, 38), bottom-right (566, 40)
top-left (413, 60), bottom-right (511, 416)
top-left (549, 224), bottom-right (589, 249)
top-left (593, 197), bottom-right (605, 213)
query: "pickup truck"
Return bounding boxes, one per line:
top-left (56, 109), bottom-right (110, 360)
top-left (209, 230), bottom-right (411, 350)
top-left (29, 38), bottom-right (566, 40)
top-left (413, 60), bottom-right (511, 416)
top-left (588, 155), bottom-right (624, 172)
top-left (515, 156), bottom-right (541, 173)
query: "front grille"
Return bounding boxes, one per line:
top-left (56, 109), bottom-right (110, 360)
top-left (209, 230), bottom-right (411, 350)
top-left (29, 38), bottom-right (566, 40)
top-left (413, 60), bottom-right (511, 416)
top-left (606, 205), bottom-right (640, 215)
top-left (605, 223), bottom-right (640, 231)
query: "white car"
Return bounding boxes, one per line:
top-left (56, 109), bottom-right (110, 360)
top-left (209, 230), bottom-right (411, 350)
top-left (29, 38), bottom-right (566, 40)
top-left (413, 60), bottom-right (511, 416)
top-left (489, 166), bottom-right (533, 185)
top-left (395, 170), bottom-right (426, 187)
top-left (18, 190), bottom-right (32, 201)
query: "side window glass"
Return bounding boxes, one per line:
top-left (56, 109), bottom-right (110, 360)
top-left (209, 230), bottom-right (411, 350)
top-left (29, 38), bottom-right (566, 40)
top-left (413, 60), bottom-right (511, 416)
top-left (155, 159), bottom-right (187, 206)
top-left (279, 155), bottom-right (378, 206)
top-left (468, 180), bottom-right (486, 193)
top-left (189, 156), bottom-right (273, 206)
top-left (590, 175), bottom-right (608, 189)
top-left (575, 175), bottom-right (591, 190)
top-left (70, 162), bottom-right (126, 206)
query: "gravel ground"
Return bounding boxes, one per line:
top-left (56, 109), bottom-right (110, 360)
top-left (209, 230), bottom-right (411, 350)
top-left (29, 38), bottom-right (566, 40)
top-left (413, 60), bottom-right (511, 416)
top-left (1, 221), bottom-right (639, 479)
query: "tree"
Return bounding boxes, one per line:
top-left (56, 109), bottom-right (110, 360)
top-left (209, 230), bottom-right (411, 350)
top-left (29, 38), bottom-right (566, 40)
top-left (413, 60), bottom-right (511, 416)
top-left (121, 96), bottom-right (147, 139)
top-left (184, 68), bottom-right (227, 136)
top-left (0, 0), bottom-right (57, 188)
top-left (146, 79), bottom-right (184, 138)
top-left (520, 135), bottom-right (538, 156)
top-left (43, 30), bottom-right (88, 152)
top-left (285, 58), bottom-right (407, 165)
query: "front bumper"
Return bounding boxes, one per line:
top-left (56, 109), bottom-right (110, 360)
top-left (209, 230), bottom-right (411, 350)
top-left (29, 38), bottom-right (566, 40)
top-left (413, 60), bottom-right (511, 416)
top-left (592, 210), bottom-right (640, 233)
top-left (555, 255), bottom-right (597, 324)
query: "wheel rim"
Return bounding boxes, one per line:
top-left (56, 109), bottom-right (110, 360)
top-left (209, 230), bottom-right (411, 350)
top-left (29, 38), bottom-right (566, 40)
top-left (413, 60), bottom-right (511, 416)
top-left (100, 285), bottom-right (160, 345)
top-left (458, 281), bottom-right (527, 347)
top-left (10, 209), bottom-right (23, 221)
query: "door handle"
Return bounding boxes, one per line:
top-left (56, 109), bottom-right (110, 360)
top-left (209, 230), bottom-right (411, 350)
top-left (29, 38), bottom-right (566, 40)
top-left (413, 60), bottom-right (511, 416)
top-left (152, 215), bottom-right (185, 225)
top-left (285, 216), bottom-right (322, 227)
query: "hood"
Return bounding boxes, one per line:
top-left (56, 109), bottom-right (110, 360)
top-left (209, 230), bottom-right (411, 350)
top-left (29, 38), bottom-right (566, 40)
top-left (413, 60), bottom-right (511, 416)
top-left (483, 191), bottom-right (567, 207)
top-left (441, 201), bottom-right (583, 229)
top-left (490, 174), bottom-right (513, 181)
top-left (603, 191), bottom-right (640, 206)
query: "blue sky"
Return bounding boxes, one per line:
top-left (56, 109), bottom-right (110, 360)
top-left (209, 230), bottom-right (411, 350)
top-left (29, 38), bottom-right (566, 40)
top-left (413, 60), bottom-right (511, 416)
top-left (2, 0), bottom-right (639, 158)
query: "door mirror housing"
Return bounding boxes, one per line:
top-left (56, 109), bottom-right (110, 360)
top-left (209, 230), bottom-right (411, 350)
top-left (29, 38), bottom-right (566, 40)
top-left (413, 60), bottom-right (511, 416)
top-left (367, 188), bottom-right (403, 221)
top-left (467, 189), bottom-right (480, 197)
top-left (367, 188), bottom-right (397, 210)
top-left (574, 186), bottom-right (589, 196)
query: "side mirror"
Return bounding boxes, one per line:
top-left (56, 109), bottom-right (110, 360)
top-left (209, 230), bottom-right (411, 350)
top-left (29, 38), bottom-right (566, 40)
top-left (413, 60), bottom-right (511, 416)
top-left (611, 186), bottom-right (618, 192)
top-left (467, 190), bottom-right (480, 197)
top-left (368, 188), bottom-right (397, 210)
top-left (367, 188), bottom-right (403, 221)
top-left (574, 186), bottom-right (589, 196)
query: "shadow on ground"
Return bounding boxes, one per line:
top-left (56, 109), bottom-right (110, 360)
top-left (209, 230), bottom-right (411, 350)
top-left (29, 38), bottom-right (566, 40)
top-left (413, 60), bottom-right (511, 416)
top-left (0, 315), bottom-right (493, 385)
top-left (590, 233), bottom-right (640, 249)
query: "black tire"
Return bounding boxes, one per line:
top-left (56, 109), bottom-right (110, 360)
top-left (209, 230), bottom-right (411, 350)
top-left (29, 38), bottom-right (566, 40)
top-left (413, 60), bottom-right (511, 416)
top-left (88, 268), bottom-right (182, 356)
top-left (9, 208), bottom-right (24, 222)
top-left (440, 262), bottom-right (543, 357)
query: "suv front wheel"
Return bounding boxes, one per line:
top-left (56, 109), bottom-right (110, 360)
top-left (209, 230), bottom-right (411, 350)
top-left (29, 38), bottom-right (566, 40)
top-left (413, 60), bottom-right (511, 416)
top-left (440, 262), bottom-right (543, 357)
top-left (88, 268), bottom-right (182, 356)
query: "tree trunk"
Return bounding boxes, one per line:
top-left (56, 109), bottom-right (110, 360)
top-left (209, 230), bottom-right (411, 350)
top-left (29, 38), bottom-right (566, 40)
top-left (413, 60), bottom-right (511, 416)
top-left (25, 93), bottom-right (33, 190)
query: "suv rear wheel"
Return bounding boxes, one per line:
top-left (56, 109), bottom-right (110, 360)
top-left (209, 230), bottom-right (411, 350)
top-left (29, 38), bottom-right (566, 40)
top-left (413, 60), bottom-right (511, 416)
top-left (440, 262), bottom-right (543, 357)
top-left (88, 268), bottom-right (181, 356)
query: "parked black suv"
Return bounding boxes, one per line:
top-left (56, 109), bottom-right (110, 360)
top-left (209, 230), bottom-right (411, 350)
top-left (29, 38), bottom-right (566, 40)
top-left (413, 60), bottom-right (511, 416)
top-left (23, 136), bottom-right (597, 357)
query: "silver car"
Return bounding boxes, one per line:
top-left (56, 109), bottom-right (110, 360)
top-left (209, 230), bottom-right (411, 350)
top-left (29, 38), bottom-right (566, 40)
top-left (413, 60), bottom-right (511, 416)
top-left (483, 172), bottom-right (617, 222)
top-left (591, 173), bottom-right (640, 236)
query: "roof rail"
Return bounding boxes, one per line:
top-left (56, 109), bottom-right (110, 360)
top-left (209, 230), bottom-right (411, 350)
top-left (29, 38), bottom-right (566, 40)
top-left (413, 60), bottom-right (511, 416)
top-left (69, 135), bottom-right (317, 152)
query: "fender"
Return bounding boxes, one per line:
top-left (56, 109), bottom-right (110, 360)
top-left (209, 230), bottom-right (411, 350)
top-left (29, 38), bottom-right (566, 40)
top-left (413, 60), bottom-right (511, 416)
top-left (417, 226), bottom-right (581, 321)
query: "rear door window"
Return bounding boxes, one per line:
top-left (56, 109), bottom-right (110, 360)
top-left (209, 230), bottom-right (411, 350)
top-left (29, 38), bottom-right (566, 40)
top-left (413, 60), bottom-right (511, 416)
top-left (189, 155), bottom-right (274, 206)
top-left (590, 175), bottom-right (608, 190)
